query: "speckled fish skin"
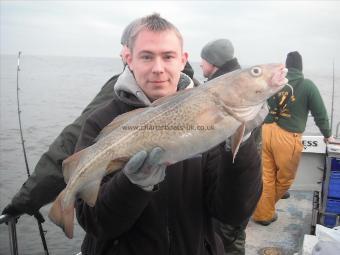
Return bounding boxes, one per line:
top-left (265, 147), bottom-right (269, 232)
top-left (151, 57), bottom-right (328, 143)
top-left (49, 63), bottom-right (288, 238)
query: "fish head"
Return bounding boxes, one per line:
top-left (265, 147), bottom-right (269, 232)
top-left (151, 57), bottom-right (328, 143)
top-left (212, 63), bottom-right (288, 107)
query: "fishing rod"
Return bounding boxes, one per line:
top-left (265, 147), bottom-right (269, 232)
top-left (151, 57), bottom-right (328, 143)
top-left (16, 52), bottom-right (31, 177)
top-left (16, 52), bottom-right (50, 255)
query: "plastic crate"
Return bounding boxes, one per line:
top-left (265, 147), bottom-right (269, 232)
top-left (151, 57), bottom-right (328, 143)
top-left (331, 157), bottom-right (340, 171)
top-left (324, 199), bottom-right (340, 227)
top-left (328, 171), bottom-right (340, 199)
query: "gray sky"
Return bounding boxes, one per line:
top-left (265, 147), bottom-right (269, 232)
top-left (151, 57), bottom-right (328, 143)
top-left (1, 0), bottom-right (340, 71)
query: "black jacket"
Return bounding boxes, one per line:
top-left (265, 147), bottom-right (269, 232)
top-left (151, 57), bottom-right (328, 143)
top-left (6, 62), bottom-right (199, 216)
top-left (208, 58), bottom-right (241, 81)
top-left (10, 74), bottom-right (120, 214)
top-left (211, 57), bottom-right (261, 227)
top-left (75, 91), bottom-right (262, 255)
top-left (208, 57), bottom-right (262, 244)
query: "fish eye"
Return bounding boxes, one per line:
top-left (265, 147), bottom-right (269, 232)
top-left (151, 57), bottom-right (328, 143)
top-left (250, 66), bottom-right (262, 77)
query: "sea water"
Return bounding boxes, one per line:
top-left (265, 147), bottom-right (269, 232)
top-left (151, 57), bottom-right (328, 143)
top-left (0, 54), bottom-right (339, 254)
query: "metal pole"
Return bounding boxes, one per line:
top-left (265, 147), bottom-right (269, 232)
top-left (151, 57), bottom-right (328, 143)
top-left (330, 60), bottom-right (335, 134)
top-left (8, 218), bottom-right (19, 255)
top-left (34, 212), bottom-right (49, 255)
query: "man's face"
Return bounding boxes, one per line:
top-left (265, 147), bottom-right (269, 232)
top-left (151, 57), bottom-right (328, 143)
top-left (127, 29), bottom-right (188, 101)
top-left (200, 59), bottom-right (218, 79)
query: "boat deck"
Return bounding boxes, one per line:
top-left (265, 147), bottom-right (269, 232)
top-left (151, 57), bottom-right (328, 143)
top-left (245, 190), bottom-right (314, 255)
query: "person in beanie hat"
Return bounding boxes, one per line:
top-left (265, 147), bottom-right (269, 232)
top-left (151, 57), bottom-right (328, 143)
top-left (253, 51), bottom-right (334, 226)
top-left (285, 51), bottom-right (303, 71)
top-left (200, 39), bottom-right (241, 81)
top-left (281, 50), bottom-right (303, 200)
top-left (199, 39), bottom-right (265, 255)
top-left (201, 39), bottom-right (234, 67)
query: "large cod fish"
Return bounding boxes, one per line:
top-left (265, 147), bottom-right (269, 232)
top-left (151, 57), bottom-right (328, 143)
top-left (49, 64), bottom-right (288, 238)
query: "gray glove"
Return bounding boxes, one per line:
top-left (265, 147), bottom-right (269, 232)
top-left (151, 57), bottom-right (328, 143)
top-left (123, 147), bottom-right (166, 191)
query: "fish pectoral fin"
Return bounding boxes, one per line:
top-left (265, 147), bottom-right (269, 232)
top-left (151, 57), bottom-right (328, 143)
top-left (231, 123), bottom-right (246, 162)
top-left (196, 106), bottom-right (224, 127)
top-left (63, 149), bottom-right (87, 183)
top-left (48, 189), bottom-right (75, 239)
top-left (221, 105), bottom-right (245, 123)
top-left (95, 108), bottom-right (146, 142)
top-left (79, 180), bottom-right (101, 207)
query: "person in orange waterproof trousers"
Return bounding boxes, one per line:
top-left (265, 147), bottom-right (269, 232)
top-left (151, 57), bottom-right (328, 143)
top-left (252, 51), bottom-right (333, 225)
top-left (252, 123), bottom-right (303, 224)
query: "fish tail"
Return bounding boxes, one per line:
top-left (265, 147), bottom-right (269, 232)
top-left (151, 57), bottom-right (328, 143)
top-left (48, 189), bottom-right (75, 239)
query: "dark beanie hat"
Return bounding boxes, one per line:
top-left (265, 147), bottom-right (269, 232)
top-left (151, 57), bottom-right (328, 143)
top-left (285, 51), bottom-right (303, 71)
top-left (200, 39), bottom-right (234, 67)
top-left (120, 18), bottom-right (142, 46)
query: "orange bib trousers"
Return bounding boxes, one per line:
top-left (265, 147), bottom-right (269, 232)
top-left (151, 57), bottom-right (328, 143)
top-left (252, 123), bottom-right (303, 221)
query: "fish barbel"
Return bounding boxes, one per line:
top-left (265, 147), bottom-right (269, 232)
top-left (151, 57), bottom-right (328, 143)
top-left (49, 63), bottom-right (288, 238)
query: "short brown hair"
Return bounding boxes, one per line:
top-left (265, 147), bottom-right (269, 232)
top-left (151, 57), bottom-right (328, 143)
top-left (120, 18), bottom-right (142, 46)
top-left (128, 13), bottom-right (183, 51)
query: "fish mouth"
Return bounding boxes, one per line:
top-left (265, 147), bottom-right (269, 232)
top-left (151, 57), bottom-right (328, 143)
top-left (270, 65), bottom-right (288, 88)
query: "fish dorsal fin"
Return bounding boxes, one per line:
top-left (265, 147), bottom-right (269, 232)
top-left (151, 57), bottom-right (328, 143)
top-left (78, 180), bottom-right (101, 207)
top-left (63, 149), bottom-right (87, 183)
top-left (151, 88), bottom-right (193, 107)
top-left (231, 123), bottom-right (246, 163)
top-left (95, 108), bottom-right (146, 142)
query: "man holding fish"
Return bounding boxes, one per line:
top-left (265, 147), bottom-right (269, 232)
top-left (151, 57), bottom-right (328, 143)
top-left (46, 13), bottom-right (289, 254)
top-left (1, 17), bottom-right (196, 221)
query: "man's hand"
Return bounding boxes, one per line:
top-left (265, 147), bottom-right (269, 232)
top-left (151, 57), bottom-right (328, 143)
top-left (123, 147), bottom-right (166, 191)
top-left (2, 204), bottom-right (45, 225)
top-left (324, 136), bottom-right (335, 144)
top-left (1, 204), bottom-right (22, 224)
top-left (2, 203), bottom-right (22, 217)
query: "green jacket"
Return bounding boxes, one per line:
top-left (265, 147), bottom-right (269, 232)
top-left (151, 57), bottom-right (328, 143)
top-left (11, 74), bottom-right (120, 214)
top-left (264, 68), bottom-right (331, 137)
